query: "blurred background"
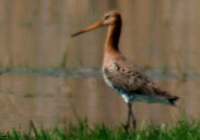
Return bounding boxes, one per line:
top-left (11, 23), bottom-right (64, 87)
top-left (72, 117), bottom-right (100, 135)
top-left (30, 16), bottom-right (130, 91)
top-left (0, 0), bottom-right (200, 131)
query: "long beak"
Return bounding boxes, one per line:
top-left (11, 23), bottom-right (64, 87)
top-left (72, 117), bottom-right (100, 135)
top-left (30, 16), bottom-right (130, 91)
top-left (71, 21), bottom-right (103, 37)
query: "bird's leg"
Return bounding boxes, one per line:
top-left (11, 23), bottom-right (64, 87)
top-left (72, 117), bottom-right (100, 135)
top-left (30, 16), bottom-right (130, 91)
top-left (123, 103), bottom-right (135, 131)
top-left (129, 104), bottom-right (136, 129)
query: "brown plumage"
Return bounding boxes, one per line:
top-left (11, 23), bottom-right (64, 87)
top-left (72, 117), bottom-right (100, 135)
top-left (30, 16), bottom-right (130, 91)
top-left (71, 11), bottom-right (179, 130)
top-left (104, 61), bottom-right (179, 105)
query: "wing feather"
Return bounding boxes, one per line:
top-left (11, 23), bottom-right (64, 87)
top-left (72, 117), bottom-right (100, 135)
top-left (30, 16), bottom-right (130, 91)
top-left (104, 62), bottom-right (177, 99)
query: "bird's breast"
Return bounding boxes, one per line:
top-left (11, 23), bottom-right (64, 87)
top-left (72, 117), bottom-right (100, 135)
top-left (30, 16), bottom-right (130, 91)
top-left (102, 68), bottom-right (132, 103)
top-left (102, 68), bottom-right (114, 89)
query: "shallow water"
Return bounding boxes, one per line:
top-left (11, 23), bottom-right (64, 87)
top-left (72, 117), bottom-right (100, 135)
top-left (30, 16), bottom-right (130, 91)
top-left (0, 70), bottom-right (199, 131)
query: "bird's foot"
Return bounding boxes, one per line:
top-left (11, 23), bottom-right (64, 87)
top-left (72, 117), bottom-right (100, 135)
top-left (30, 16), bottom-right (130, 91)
top-left (132, 120), bottom-right (136, 129)
top-left (122, 123), bottom-right (130, 132)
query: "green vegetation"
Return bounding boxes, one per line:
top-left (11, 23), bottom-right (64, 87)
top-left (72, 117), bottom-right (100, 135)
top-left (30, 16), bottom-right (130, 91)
top-left (59, 47), bottom-right (68, 68)
top-left (1, 118), bottom-right (200, 140)
top-left (23, 93), bottom-right (37, 98)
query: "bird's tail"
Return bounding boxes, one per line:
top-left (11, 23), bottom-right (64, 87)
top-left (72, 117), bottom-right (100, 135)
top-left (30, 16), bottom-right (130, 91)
top-left (168, 96), bottom-right (179, 106)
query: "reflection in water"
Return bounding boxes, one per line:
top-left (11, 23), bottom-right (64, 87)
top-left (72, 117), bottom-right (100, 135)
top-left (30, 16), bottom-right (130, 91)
top-left (0, 72), bottom-right (199, 131)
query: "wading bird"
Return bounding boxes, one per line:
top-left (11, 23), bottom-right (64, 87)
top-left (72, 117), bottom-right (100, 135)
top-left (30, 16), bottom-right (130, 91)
top-left (71, 11), bottom-right (179, 130)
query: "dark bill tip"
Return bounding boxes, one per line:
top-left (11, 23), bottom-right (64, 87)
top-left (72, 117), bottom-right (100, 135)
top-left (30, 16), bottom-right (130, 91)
top-left (71, 31), bottom-right (85, 37)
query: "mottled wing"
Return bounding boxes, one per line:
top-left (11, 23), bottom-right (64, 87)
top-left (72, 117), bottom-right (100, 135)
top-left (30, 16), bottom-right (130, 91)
top-left (104, 62), bottom-right (150, 92)
top-left (104, 62), bottom-right (177, 99)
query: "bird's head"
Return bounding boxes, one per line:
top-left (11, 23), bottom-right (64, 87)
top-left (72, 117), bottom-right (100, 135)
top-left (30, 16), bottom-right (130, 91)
top-left (71, 11), bottom-right (121, 37)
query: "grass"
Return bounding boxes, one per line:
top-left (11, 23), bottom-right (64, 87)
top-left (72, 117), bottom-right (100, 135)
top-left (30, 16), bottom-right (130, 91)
top-left (23, 93), bottom-right (37, 98)
top-left (1, 118), bottom-right (200, 140)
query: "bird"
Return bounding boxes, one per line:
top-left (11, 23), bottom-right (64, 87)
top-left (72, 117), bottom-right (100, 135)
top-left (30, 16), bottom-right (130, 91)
top-left (71, 11), bottom-right (179, 130)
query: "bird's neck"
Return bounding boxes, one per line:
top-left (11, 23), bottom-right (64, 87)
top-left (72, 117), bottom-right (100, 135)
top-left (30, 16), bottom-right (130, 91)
top-left (104, 22), bottom-right (122, 60)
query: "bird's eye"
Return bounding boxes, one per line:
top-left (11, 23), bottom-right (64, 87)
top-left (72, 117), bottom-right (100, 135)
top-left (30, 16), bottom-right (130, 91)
top-left (105, 15), bottom-right (110, 19)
